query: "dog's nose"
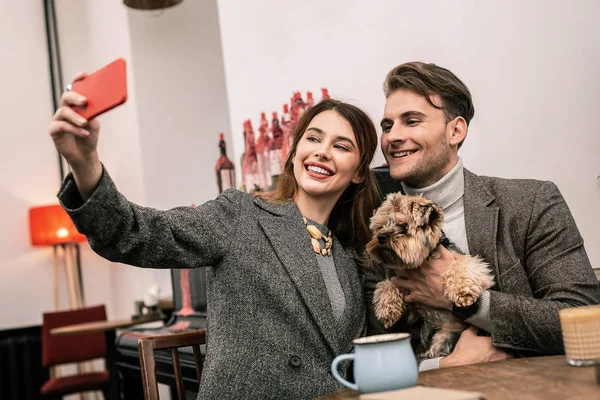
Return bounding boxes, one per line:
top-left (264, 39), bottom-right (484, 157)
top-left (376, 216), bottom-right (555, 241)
top-left (377, 234), bottom-right (387, 245)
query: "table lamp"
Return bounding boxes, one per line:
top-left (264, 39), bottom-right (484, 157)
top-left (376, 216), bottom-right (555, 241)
top-left (29, 204), bottom-right (87, 310)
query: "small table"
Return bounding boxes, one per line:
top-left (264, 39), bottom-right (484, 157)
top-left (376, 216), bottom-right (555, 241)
top-left (50, 314), bottom-right (163, 400)
top-left (50, 314), bottom-right (163, 336)
top-left (319, 356), bottom-right (600, 399)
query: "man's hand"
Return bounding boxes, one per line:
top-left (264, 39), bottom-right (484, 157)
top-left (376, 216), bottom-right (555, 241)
top-left (439, 326), bottom-right (511, 368)
top-left (394, 246), bottom-right (454, 310)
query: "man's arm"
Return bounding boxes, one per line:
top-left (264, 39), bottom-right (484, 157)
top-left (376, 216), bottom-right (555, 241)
top-left (489, 181), bottom-right (600, 355)
top-left (394, 180), bottom-right (600, 361)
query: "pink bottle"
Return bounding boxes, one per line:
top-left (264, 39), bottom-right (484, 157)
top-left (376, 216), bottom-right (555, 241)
top-left (255, 112), bottom-right (272, 189)
top-left (281, 103), bottom-right (292, 162)
top-left (269, 111), bottom-right (284, 183)
top-left (306, 91), bottom-right (314, 108)
top-left (242, 120), bottom-right (260, 192)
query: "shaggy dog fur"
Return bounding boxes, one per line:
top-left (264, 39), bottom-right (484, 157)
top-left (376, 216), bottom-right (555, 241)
top-left (366, 192), bottom-right (495, 360)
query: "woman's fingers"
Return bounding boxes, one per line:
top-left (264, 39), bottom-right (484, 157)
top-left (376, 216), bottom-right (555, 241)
top-left (61, 90), bottom-right (87, 107)
top-left (87, 118), bottom-right (100, 132)
top-left (49, 120), bottom-right (90, 139)
top-left (71, 72), bottom-right (87, 82)
top-left (54, 106), bottom-right (88, 126)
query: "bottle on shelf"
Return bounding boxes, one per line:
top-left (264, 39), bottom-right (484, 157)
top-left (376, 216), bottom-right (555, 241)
top-left (256, 112), bottom-right (272, 189)
top-left (306, 91), bottom-right (314, 109)
top-left (215, 133), bottom-right (235, 194)
top-left (281, 103), bottom-right (292, 162)
top-left (291, 91), bottom-right (307, 126)
top-left (269, 111), bottom-right (284, 186)
top-left (242, 120), bottom-right (260, 192)
top-left (288, 92), bottom-right (306, 153)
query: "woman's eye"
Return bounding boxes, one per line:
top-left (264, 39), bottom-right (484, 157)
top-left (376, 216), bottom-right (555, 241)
top-left (307, 135), bottom-right (319, 142)
top-left (382, 125), bottom-right (392, 132)
top-left (334, 144), bottom-right (350, 151)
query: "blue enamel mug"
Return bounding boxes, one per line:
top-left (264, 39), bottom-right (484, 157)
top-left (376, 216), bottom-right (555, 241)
top-left (331, 333), bottom-right (418, 393)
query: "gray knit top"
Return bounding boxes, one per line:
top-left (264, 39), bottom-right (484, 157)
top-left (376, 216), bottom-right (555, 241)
top-left (305, 218), bottom-right (347, 323)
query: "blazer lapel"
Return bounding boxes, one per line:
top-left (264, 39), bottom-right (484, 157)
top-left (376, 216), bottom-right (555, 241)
top-left (254, 198), bottom-right (340, 354)
top-left (463, 169), bottom-right (501, 288)
top-left (332, 240), bottom-right (365, 353)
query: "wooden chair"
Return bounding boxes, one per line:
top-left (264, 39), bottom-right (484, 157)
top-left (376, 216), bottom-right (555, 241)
top-left (138, 329), bottom-right (206, 400)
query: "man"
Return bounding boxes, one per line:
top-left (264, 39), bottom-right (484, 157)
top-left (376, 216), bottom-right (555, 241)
top-left (372, 61), bottom-right (600, 370)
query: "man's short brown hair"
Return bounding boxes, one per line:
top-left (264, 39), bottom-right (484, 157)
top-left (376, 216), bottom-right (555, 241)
top-left (384, 62), bottom-right (475, 130)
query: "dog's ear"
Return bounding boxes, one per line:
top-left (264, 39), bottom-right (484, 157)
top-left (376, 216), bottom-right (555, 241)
top-left (425, 203), bottom-right (443, 226)
top-left (416, 202), bottom-right (443, 227)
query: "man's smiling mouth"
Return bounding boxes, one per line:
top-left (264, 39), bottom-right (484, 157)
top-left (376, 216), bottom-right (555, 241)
top-left (391, 150), bottom-right (417, 158)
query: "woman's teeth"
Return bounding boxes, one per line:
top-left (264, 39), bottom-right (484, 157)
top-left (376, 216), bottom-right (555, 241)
top-left (307, 165), bottom-right (332, 176)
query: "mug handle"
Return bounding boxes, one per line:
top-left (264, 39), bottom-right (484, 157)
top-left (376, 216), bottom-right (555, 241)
top-left (331, 354), bottom-right (358, 391)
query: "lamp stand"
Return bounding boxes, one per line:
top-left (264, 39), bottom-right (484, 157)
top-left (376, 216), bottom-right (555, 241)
top-left (52, 243), bottom-right (95, 400)
top-left (53, 243), bottom-right (85, 310)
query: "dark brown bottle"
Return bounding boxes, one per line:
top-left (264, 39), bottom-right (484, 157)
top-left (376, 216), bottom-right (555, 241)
top-left (215, 133), bottom-right (235, 193)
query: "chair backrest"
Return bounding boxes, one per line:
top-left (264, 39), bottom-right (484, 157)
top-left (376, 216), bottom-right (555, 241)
top-left (138, 329), bottom-right (206, 400)
top-left (41, 304), bottom-right (107, 367)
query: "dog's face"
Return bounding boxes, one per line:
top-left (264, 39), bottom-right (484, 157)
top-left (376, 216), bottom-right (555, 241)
top-left (366, 193), bottom-right (443, 269)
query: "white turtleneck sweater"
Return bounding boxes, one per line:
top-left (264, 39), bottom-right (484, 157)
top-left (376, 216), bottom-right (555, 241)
top-left (401, 157), bottom-right (491, 371)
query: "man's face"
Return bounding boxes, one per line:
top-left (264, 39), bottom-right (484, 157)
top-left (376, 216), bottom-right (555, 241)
top-left (380, 89), bottom-right (458, 188)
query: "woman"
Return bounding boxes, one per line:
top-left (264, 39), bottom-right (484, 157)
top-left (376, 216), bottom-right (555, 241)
top-left (49, 78), bottom-right (379, 399)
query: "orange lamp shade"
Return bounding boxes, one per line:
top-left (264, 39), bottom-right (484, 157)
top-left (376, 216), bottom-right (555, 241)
top-left (29, 205), bottom-right (86, 246)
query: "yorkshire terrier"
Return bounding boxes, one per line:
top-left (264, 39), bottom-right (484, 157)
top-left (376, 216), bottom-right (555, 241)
top-left (366, 193), bottom-right (494, 360)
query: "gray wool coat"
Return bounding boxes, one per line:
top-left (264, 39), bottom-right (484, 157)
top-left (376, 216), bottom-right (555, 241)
top-left (58, 168), bottom-right (367, 400)
top-left (461, 169), bottom-right (600, 355)
top-left (373, 168), bottom-right (600, 356)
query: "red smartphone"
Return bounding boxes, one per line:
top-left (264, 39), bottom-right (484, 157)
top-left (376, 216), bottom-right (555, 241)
top-left (68, 58), bottom-right (128, 120)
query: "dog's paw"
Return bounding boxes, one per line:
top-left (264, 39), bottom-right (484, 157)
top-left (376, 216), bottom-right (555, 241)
top-left (443, 254), bottom-right (492, 306)
top-left (452, 287), bottom-right (477, 307)
top-left (373, 280), bottom-right (405, 328)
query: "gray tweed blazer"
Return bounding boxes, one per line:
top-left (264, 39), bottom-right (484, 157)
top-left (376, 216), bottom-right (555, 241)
top-left (462, 169), bottom-right (600, 355)
top-left (58, 168), bottom-right (366, 400)
top-left (370, 168), bottom-right (600, 356)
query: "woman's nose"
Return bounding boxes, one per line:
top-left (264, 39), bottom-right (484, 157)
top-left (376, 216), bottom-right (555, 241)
top-left (314, 149), bottom-right (331, 160)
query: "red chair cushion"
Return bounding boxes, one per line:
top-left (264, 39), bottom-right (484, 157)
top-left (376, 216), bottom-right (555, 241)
top-left (40, 371), bottom-right (109, 396)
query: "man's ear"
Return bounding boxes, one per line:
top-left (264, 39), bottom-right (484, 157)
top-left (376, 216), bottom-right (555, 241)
top-left (447, 116), bottom-right (467, 147)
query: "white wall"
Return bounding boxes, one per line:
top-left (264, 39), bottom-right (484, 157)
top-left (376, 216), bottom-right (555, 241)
top-left (0, 1), bottom-right (74, 329)
top-left (52, 0), bottom-right (231, 319)
top-left (217, 0), bottom-right (600, 268)
top-left (0, 0), bottom-right (229, 332)
top-left (126, 0), bottom-right (232, 298)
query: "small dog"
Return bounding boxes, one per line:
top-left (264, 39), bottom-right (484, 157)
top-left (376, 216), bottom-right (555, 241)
top-left (366, 192), bottom-right (494, 359)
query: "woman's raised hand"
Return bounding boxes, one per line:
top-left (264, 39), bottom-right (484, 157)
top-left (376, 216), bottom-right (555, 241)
top-left (48, 73), bottom-right (103, 200)
top-left (49, 73), bottom-right (100, 166)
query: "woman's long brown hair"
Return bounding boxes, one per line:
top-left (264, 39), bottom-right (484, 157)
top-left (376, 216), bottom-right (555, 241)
top-left (255, 99), bottom-right (379, 253)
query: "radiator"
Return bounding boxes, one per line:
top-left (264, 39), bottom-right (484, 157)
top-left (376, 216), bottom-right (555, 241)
top-left (0, 325), bottom-right (49, 400)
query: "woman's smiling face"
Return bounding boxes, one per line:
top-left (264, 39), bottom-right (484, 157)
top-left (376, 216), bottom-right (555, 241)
top-left (292, 110), bottom-right (362, 201)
